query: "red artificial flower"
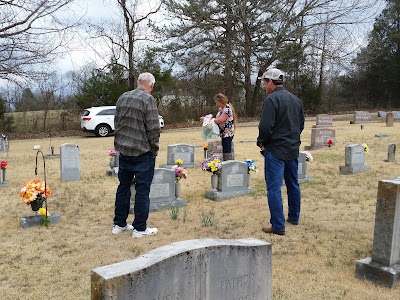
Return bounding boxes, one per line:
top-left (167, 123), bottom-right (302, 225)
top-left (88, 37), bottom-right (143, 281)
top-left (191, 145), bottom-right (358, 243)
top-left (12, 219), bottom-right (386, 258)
top-left (0, 161), bottom-right (7, 169)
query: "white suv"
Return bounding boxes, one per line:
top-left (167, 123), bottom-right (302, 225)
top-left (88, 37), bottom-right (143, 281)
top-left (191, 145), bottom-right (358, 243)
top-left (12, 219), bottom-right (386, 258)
top-left (81, 106), bottom-right (164, 137)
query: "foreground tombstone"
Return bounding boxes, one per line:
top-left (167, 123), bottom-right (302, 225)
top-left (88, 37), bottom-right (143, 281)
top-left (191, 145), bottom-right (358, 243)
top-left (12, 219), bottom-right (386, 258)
top-left (205, 161), bottom-right (253, 201)
top-left (91, 238), bottom-right (272, 300)
top-left (297, 152), bottom-right (314, 184)
top-left (60, 143), bottom-right (80, 182)
top-left (350, 111), bottom-right (372, 124)
top-left (304, 128), bottom-right (336, 150)
top-left (160, 144), bottom-right (198, 168)
top-left (356, 177), bottom-right (400, 288)
top-left (130, 168), bottom-right (187, 212)
top-left (339, 144), bottom-right (370, 174)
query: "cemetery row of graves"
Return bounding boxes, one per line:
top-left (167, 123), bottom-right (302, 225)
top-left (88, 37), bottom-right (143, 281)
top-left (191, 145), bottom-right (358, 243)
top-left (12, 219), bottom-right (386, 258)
top-left (1, 110), bottom-right (400, 299)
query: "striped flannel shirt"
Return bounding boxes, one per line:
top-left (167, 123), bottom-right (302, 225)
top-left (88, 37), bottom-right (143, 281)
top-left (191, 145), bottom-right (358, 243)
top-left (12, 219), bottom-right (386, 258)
top-left (114, 87), bottom-right (160, 157)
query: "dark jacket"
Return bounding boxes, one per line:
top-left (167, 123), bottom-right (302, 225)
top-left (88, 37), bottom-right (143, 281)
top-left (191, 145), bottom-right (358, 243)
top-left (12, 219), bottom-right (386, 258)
top-left (257, 86), bottom-right (304, 160)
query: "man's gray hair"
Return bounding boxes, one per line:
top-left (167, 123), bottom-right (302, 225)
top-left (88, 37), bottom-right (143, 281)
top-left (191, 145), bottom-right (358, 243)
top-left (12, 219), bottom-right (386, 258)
top-left (137, 72), bottom-right (155, 84)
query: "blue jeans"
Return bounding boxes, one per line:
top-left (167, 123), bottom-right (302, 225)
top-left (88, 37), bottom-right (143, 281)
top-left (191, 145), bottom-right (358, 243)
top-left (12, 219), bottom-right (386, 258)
top-left (114, 152), bottom-right (155, 231)
top-left (221, 136), bottom-right (233, 153)
top-left (262, 150), bottom-right (301, 231)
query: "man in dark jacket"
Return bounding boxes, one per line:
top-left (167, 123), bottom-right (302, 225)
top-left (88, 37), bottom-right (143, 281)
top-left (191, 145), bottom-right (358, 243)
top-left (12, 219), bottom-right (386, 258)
top-left (257, 68), bottom-right (305, 235)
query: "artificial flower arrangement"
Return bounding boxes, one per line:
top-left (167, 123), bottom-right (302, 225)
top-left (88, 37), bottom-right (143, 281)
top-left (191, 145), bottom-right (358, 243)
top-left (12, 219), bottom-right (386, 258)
top-left (301, 151), bottom-right (313, 162)
top-left (201, 155), bottom-right (222, 175)
top-left (0, 161), bottom-right (7, 169)
top-left (19, 179), bottom-right (51, 210)
top-left (362, 143), bottom-right (369, 153)
top-left (172, 159), bottom-right (188, 183)
top-left (244, 159), bottom-right (257, 173)
top-left (108, 149), bottom-right (116, 157)
top-left (38, 207), bottom-right (51, 226)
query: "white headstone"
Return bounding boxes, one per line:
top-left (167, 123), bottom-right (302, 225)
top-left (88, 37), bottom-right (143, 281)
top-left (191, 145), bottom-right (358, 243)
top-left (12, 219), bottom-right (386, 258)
top-left (60, 143), bottom-right (80, 182)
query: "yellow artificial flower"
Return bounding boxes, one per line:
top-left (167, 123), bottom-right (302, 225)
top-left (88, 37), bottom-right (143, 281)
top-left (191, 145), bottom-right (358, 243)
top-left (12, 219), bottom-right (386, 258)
top-left (175, 159), bottom-right (183, 166)
top-left (362, 143), bottom-right (369, 153)
top-left (38, 208), bottom-right (50, 216)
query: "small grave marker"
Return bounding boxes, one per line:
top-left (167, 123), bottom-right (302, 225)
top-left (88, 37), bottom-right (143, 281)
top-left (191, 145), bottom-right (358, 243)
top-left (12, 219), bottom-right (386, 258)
top-left (60, 143), bottom-right (80, 182)
top-left (386, 112), bottom-right (394, 127)
top-left (339, 144), bottom-right (370, 174)
top-left (385, 144), bottom-right (396, 162)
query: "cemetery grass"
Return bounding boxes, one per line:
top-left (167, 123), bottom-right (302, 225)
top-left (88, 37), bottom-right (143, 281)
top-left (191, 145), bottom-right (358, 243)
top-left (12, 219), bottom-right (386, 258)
top-left (1, 120), bottom-right (400, 299)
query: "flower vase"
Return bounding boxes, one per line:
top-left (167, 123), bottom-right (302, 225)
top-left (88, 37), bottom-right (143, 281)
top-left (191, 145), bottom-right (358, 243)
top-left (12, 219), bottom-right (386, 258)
top-left (1, 168), bottom-right (5, 183)
top-left (211, 174), bottom-right (218, 191)
top-left (110, 157), bottom-right (116, 168)
top-left (175, 181), bottom-right (182, 200)
top-left (30, 200), bottom-right (43, 212)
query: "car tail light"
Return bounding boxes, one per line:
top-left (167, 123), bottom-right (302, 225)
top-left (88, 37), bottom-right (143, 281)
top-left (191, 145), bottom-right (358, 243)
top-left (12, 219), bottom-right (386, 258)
top-left (83, 117), bottom-right (91, 121)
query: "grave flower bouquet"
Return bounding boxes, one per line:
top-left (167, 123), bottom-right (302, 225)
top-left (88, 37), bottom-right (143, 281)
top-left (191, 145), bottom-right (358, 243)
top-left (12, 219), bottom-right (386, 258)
top-left (201, 155), bottom-right (222, 175)
top-left (108, 149), bottom-right (116, 157)
top-left (0, 161), bottom-right (7, 169)
top-left (244, 159), bottom-right (257, 173)
top-left (19, 179), bottom-right (51, 210)
top-left (362, 143), bottom-right (369, 153)
top-left (172, 159), bottom-right (188, 183)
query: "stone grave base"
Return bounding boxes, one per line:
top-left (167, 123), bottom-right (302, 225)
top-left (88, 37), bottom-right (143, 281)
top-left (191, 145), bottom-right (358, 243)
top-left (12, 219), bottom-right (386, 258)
top-left (159, 164), bottom-right (198, 169)
top-left (0, 182), bottom-right (8, 187)
top-left (356, 257), bottom-right (400, 288)
top-left (205, 189), bottom-right (255, 201)
top-left (375, 134), bottom-right (390, 138)
top-left (339, 165), bottom-right (370, 175)
top-left (44, 154), bottom-right (60, 159)
top-left (350, 120), bottom-right (372, 124)
top-left (304, 145), bottom-right (326, 150)
top-left (312, 125), bottom-right (332, 128)
top-left (106, 168), bottom-right (118, 177)
top-left (20, 213), bottom-right (61, 229)
top-left (129, 199), bottom-right (188, 213)
top-left (283, 177), bottom-right (315, 185)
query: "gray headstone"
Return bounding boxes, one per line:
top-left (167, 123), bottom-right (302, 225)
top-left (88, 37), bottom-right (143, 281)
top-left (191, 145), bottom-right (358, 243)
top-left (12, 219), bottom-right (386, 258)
top-left (160, 144), bottom-right (197, 168)
top-left (297, 152), bottom-right (314, 183)
top-left (385, 144), bottom-right (396, 162)
top-left (386, 112), bottom-right (394, 127)
top-left (356, 177), bottom-right (400, 288)
top-left (393, 111), bottom-right (400, 120)
top-left (339, 144), bottom-right (370, 174)
top-left (313, 114), bottom-right (333, 128)
top-left (304, 128), bottom-right (336, 150)
top-left (378, 111), bottom-right (387, 118)
top-left (207, 141), bottom-right (235, 161)
top-left (350, 111), bottom-right (372, 124)
top-left (20, 213), bottom-right (61, 228)
top-left (60, 143), bottom-right (80, 182)
top-left (91, 238), bottom-right (272, 300)
top-left (129, 168), bottom-right (187, 212)
top-left (205, 161), bottom-right (253, 201)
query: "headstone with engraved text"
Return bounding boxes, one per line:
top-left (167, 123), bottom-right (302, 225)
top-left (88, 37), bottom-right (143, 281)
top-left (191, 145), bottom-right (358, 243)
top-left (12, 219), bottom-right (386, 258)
top-left (304, 128), bottom-right (336, 150)
top-left (339, 144), bottom-right (370, 174)
top-left (91, 238), bottom-right (272, 300)
top-left (356, 177), bottom-right (400, 288)
top-left (313, 114), bottom-right (333, 128)
top-left (350, 111), bottom-right (372, 124)
top-left (60, 143), bottom-right (80, 182)
top-left (160, 144), bottom-right (198, 168)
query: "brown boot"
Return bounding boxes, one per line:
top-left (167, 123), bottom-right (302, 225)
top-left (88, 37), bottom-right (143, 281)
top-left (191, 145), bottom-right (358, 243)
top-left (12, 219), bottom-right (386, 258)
top-left (262, 227), bottom-right (285, 235)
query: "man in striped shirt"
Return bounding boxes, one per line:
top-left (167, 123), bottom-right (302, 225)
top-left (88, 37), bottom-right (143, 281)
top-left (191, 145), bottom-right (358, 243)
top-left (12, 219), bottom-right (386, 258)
top-left (112, 72), bottom-right (160, 238)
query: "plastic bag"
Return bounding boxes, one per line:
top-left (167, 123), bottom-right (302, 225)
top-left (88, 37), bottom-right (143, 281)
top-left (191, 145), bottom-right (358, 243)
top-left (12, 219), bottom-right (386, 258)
top-left (201, 114), bottom-right (220, 139)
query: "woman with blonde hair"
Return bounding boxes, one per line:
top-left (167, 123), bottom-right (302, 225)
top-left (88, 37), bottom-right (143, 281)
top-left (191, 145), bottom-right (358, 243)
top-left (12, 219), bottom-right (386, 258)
top-left (212, 93), bottom-right (237, 160)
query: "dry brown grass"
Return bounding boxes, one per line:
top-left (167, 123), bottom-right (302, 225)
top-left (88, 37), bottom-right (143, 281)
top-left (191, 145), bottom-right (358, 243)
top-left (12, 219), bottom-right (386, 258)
top-left (1, 120), bottom-right (400, 299)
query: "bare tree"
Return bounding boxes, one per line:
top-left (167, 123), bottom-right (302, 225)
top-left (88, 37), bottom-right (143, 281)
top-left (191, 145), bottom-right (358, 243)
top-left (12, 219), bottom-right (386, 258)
top-left (0, 0), bottom-right (80, 81)
top-left (84, 0), bottom-right (161, 89)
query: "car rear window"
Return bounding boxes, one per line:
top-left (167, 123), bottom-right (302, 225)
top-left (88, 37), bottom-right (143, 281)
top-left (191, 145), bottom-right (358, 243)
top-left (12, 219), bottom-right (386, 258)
top-left (82, 110), bottom-right (91, 116)
top-left (97, 109), bottom-right (116, 116)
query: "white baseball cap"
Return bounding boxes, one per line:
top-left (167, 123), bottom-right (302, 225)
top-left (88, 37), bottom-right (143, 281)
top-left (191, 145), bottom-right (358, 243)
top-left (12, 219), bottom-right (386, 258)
top-left (258, 68), bottom-right (284, 81)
